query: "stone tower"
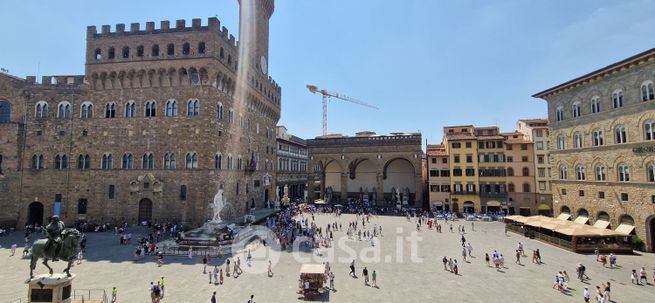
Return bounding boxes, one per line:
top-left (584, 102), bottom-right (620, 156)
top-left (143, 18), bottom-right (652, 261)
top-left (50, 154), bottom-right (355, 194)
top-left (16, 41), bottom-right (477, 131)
top-left (238, 0), bottom-right (274, 76)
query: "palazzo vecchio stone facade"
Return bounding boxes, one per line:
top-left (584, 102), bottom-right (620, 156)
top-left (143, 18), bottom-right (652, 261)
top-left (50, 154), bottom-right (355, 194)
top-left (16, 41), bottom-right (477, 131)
top-left (0, 0), bottom-right (280, 227)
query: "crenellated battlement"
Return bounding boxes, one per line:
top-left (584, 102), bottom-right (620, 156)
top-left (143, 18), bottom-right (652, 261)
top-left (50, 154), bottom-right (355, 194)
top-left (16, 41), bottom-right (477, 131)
top-left (87, 17), bottom-right (237, 49)
top-left (23, 75), bottom-right (85, 86)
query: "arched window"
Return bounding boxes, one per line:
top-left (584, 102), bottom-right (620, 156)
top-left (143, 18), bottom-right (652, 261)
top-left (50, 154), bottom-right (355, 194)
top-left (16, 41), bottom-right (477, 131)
top-left (647, 162), bottom-right (655, 182)
top-left (57, 101), bottom-right (71, 119)
top-left (35, 101), bottom-right (48, 118)
top-left (164, 153), bottom-right (176, 169)
top-left (572, 101), bottom-right (581, 117)
top-left (617, 163), bottom-right (630, 182)
top-left (507, 183), bottom-right (515, 192)
top-left (522, 167), bottom-right (529, 177)
top-left (94, 48), bottom-right (102, 60)
top-left (227, 155), bottom-right (233, 170)
top-left (641, 81), bottom-right (654, 101)
top-left (32, 154), bottom-right (45, 170)
top-left (122, 153), bottom-right (133, 169)
top-left (591, 96), bottom-right (601, 113)
top-left (122, 46), bottom-right (129, 58)
top-left (152, 44), bottom-right (160, 57)
top-left (77, 154), bottom-right (90, 170)
top-left (55, 154), bottom-right (68, 170)
top-left (522, 183), bottom-right (530, 193)
top-left (644, 120), bottom-right (655, 140)
top-left (125, 101), bottom-right (136, 117)
top-left (506, 167), bottom-right (514, 176)
top-left (612, 90), bottom-right (623, 108)
top-left (190, 69), bottom-right (200, 86)
top-left (101, 154), bottom-right (113, 170)
top-left (182, 42), bottom-right (190, 55)
top-left (215, 153), bottom-right (222, 169)
top-left (187, 99), bottom-right (199, 116)
top-left (198, 42), bottom-right (206, 54)
top-left (227, 109), bottom-right (234, 124)
top-left (165, 100), bottom-right (178, 117)
top-left (105, 102), bottom-right (116, 118)
top-left (559, 165), bottom-right (568, 180)
top-left (220, 47), bottom-right (225, 59)
top-left (80, 102), bottom-right (93, 119)
top-left (142, 153), bottom-right (154, 169)
top-left (557, 135), bottom-right (566, 150)
top-left (167, 43), bottom-right (175, 56)
top-left (108, 47), bottom-right (115, 59)
top-left (0, 101), bottom-right (11, 123)
top-left (185, 153), bottom-right (198, 169)
top-left (595, 164), bottom-right (606, 181)
top-left (556, 105), bottom-right (564, 121)
top-left (573, 132), bottom-right (583, 148)
top-left (145, 101), bottom-right (156, 117)
top-left (592, 129), bottom-right (603, 146)
top-left (575, 164), bottom-right (586, 180)
top-left (217, 102), bottom-right (224, 120)
top-left (136, 45), bottom-right (144, 57)
top-left (614, 125), bottom-right (627, 144)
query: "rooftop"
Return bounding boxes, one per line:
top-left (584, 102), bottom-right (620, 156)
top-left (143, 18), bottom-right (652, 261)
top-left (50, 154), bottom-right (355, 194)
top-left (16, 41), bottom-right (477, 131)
top-left (533, 47), bottom-right (655, 98)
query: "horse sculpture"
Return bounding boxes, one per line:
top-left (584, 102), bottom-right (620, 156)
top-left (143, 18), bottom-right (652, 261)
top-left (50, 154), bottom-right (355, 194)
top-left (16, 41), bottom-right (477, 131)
top-left (29, 228), bottom-right (81, 280)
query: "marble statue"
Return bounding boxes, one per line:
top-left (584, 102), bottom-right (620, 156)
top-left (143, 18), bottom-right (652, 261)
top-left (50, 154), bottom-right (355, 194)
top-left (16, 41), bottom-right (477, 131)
top-left (282, 184), bottom-right (290, 206)
top-left (211, 189), bottom-right (226, 222)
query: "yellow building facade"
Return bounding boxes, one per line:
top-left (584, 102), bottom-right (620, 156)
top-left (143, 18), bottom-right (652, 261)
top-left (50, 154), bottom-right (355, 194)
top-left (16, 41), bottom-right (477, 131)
top-left (443, 126), bottom-right (480, 213)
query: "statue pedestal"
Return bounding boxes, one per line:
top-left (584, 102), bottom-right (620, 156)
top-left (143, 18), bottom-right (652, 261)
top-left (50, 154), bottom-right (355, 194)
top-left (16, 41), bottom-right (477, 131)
top-left (26, 274), bottom-right (75, 303)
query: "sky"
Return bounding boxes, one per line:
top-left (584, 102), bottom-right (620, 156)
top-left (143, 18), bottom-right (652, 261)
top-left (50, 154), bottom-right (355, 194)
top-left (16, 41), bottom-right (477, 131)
top-left (2, 0), bottom-right (655, 145)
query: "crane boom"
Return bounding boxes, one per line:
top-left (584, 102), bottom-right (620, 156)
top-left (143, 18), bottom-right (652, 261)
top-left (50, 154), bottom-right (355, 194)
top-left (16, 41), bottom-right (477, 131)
top-left (328, 91), bottom-right (378, 109)
top-left (307, 84), bottom-right (378, 135)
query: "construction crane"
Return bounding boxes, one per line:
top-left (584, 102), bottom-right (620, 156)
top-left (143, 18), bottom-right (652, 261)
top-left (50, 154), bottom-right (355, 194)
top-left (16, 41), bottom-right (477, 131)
top-left (306, 84), bottom-right (378, 136)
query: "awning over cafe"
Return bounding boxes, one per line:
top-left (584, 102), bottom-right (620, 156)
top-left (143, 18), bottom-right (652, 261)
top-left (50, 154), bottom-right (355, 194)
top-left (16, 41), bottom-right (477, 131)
top-left (486, 201), bottom-right (501, 207)
top-left (593, 220), bottom-right (611, 229)
top-left (556, 213), bottom-right (571, 221)
top-left (615, 224), bottom-right (635, 235)
top-left (573, 216), bottom-right (589, 225)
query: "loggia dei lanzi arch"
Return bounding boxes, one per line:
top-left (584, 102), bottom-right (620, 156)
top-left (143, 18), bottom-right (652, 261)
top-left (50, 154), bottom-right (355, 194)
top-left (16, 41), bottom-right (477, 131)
top-left (307, 132), bottom-right (423, 206)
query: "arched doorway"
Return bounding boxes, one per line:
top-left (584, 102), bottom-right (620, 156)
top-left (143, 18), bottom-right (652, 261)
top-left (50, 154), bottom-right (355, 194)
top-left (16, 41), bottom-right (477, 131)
top-left (138, 198), bottom-right (153, 223)
top-left (383, 158), bottom-right (416, 205)
top-left (347, 159), bottom-right (376, 201)
top-left (648, 216), bottom-right (655, 252)
top-left (28, 202), bottom-right (44, 226)
top-left (463, 201), bottom-right (475, 213)
top-left (560, 205), bottom-right (571, 214)
top-left (487, 201), bottom-right (501, 213)
top-left (594, 211), bottom-right (611, 229)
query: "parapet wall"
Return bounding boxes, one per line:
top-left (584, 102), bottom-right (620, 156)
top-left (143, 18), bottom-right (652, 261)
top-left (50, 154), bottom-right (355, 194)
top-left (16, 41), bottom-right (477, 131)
top-left (87, 17), bottom-right (237, 49)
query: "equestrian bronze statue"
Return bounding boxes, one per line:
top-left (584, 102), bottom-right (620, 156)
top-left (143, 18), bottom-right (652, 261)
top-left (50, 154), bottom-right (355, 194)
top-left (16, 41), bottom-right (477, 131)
top-left (28, 216), bottom-right (81, 280)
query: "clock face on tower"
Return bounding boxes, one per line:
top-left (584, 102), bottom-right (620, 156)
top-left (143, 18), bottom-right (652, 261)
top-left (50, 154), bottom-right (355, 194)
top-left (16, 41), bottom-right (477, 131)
top-left (260, 55), bottom-right (268, 75)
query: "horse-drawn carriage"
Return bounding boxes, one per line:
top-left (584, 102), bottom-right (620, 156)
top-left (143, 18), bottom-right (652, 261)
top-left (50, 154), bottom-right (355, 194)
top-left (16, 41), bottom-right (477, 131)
top-left (298, 264), bottom-right (325, 300)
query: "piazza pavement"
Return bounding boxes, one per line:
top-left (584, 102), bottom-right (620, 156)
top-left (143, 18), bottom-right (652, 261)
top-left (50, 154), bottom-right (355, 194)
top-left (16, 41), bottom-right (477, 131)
top-left (1, 214), bottom-right (654, 302)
